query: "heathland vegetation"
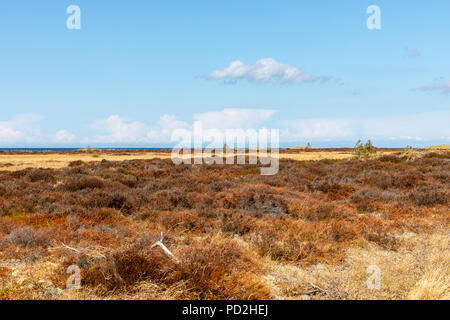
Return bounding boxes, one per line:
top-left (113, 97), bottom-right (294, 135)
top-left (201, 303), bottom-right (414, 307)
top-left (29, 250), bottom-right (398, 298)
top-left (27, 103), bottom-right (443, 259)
top-left (0, 149), bottom-right (448, 299)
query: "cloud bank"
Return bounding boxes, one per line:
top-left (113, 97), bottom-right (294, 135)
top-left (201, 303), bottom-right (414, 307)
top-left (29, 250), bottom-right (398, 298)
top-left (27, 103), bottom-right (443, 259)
top-left (1, 110), bottom-right (449, 147)
top-left (86, 109), bottom-right (273, 144)
top-left (193, 108), bottom-right (276, 130)
top-left (88, 115), bottom-right (151, 144)
top-left (0, 115), bottom-right (42, 145)
top-left (282, 111), bottom-right (450, 142)
top-left (209, 58), bottom-right (324, 84)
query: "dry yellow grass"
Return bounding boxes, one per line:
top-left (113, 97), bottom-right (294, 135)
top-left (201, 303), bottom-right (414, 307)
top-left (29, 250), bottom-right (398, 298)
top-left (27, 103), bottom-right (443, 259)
top-left (262, 231), bottom-right (449, 300)
top-left (0, 152), bottom-right (172, 171)
top-left (0, 150), bottom-right (400, 171)
top-left (280, 151), bottom-right (353, 161)
top-left (426, 145), bottom-right (450, 150)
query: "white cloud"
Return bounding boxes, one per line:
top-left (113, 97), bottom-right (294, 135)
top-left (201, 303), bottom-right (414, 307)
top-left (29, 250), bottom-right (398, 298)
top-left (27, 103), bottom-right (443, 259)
top-left (54, 130), bottom-right (76, 143)
top-left (282, 118), bottom-right (354, 140)
top-left (415, 80), bottom-right (450, 95)
top-left (3, 110), bottom-right (449, 147)
top-left (0, 124), bottom-right (25, 144)
top-left (86, 114), bottom-right (189, 144)
top-left (156, 115), bottom-right (188, 132)
top-left (90, 110), bottom-right (448, 146)
top-left (87, 110), bottom-right (274, 144)
top-left (193, 108), bottom-right (276, 130)
top-left (282, 111), bottom-right (450, 142)
top-left (0, 114), bottom-right (42, 144)
top-left (89, 115), bottom-right (150, 143)
top-left (210, 58), bottom-right (323, 84)
top-left (147, 115), bottom-right (189, 142)
top-left (84, 109), bottom-right (275, 144)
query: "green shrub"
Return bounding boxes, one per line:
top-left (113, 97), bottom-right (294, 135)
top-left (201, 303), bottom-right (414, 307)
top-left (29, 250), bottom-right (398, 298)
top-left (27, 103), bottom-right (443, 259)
top-left (353, 139), bottom-right (377, 156)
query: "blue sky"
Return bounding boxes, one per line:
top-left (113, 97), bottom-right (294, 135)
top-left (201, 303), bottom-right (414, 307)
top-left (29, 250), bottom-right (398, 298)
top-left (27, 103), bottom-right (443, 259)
top-left (1, 0), bottom-right (449, 147)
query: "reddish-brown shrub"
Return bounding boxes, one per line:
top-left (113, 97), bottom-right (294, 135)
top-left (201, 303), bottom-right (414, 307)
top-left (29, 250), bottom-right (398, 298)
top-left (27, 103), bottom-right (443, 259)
top-left (302, 203), bottom-right (350, 221)
top-left (3, 226), bottom-right (50, 248)
top-left (378, 155), bottom-right (402, 163)
top-left (149, 189), bottom-right (193, 210)
top-left (350, 189), bottom-right (381, 212)
top-left (171, 238), bottom-right (271, 299)
top-left (326, 220), bottom-right (358, 242)
top-left (68, 160), bottom-right (85, 167)
top-left (63, 176), bottom-right (105, 191)
top-left (410, 188), bottom-right (448, 206)
top-left (0, 185), bottom-right (6, 197)
top-left (316, 182), bottom-right (356, 200)
top-left (393, 172), bottom-right (426, 188)
top-left (219, 210), bottom-right (254, 235)
top-left (27, 169), bottom-right (55, 183)
top-left (218, 188), bottom-right (289, 217)
top-left (82, 191), bottom-right (135, 214)
top-left (362, 231), bottom-right (398, 250)
top-left (69, 237), bottom-right (271, 299)
top-left (83, 247), bottom-right (175, 290)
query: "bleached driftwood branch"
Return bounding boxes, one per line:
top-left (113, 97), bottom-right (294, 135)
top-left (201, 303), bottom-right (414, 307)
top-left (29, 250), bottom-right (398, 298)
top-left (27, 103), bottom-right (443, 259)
top-left (151, 232), bottom-right (179, 263)
top-left (52, 234), bottom-right (178, 263)
top-left (52, 242), bottom-right (107, 259)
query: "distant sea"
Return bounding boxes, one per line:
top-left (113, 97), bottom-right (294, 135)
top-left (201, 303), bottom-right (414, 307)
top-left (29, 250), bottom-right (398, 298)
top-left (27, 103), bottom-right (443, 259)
top-left (0, 148), bottom-right (170, 152)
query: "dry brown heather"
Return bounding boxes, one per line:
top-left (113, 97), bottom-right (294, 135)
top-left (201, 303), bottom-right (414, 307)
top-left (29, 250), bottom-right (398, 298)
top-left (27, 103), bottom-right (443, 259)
top-left (0, 149), bottom-right (448, 300)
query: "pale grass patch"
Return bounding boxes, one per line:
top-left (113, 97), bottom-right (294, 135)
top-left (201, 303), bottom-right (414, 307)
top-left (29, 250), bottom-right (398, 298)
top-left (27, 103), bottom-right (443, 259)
top-left (262, 232), bottom-right (448, 300)
top-left (0, 257), bottom-right (63, 300)
top-left (0, 150), bottom-right (400, 171)
top-left (0, 152), bottom-right (172, 171)
top-left (408, 270), bottom-right (449, 300)
top-left (426, 144), bottom-right (450, 150)
top-left (407, 233), bottom-right (449, 300)
top-left (63, 280), bottom-right (191, 300)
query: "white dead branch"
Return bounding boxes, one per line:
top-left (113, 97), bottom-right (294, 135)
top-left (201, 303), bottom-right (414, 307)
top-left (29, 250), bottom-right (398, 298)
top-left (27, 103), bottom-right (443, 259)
top-left (51, 234), bottom-right (179, 263)
top-left (151, 232), bottom-right (179, 263)
top-left (50, 242), bottom-right (107, 259)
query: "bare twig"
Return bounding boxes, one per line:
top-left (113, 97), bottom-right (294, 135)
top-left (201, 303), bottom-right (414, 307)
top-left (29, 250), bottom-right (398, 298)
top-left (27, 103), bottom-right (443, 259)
top-left (293, 289), bottom-right (321, 296)
top-left (151, 232), bottom-right (179, 263)
top-left (50, 242), bottom-right (107, 259)
top-left (292, 283), bottom-right (328, 296)
top-left (60, 242), bottom-right (81, 254)
top-left (308, 282), bottom-right (328, 294)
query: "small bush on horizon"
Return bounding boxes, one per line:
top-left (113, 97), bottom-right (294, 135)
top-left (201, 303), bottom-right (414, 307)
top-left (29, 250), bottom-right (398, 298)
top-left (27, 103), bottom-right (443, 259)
top-left (353, 139), bottom-right (377, 157)
top-left (305, 142), bottom-right (312, 152)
